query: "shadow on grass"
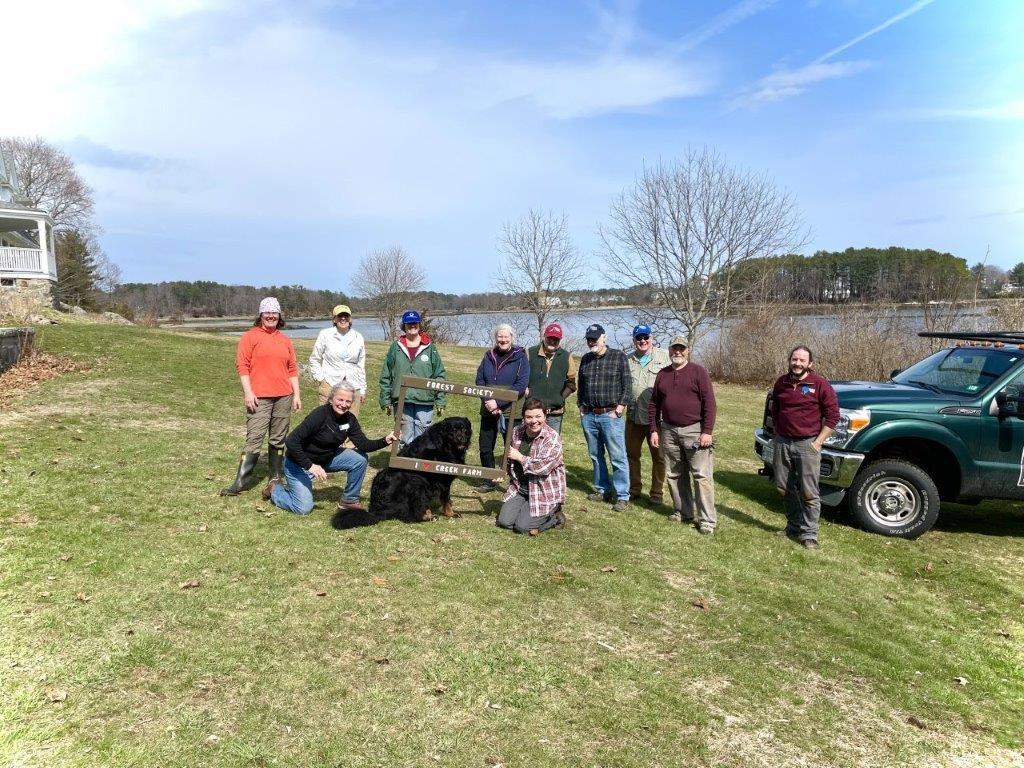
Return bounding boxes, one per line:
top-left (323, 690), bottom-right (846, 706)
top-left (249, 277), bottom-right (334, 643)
top-left (931, 501), bottom-right (1024, 537)
top-left (718, 504), bottom-right (779, 533)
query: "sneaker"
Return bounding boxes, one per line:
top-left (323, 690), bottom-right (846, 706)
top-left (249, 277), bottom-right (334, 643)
top-left (586, 491), bottom-right (611, 503)
top-left (612, 499), bottom-right (629, 512)
top-left (476, 480), bottom-right (500, 493)
top-left (697, 525), bottom-right (714, 536)
top-left (668, 511), bottom-right (682, 522)
top-left (801, 539), bottom-right (819, 550)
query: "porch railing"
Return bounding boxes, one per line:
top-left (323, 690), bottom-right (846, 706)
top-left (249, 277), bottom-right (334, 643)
top-left (0, 246), bottom-right (56, 278)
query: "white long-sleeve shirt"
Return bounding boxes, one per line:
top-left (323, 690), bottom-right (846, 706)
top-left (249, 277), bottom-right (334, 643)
top-left (309, 326), bottom-right (366, 394)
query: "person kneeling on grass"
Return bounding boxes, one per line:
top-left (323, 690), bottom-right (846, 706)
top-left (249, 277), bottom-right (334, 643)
top-left (497, 398), bottom-right (566, 536)
top-left (263, 381), bottom-right (398, 515)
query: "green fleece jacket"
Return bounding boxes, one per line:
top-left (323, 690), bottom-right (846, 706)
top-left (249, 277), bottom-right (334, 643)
top-left (378, 333), bottom-right (447, 408)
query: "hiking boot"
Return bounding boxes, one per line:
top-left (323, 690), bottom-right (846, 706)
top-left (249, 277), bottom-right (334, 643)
top-left (476, 480), bottom-right (501, 493)
top-left (336, 499), bottom-right (366, 513)
top-left (801, 539), bottom-right (819, 550)
top-left (261, 478), bottom-right (279, 501)
top-left (649, 495), bottom-right (664, 505)
top-left (220, 452), bottom-right (260, 496)
top-left (697, 525), bottom-right (714, 536)
top-left (668, 511), bottom-right (682, 522)
top-left (586, 491), bottom-right (613, 503)
top-left (612, 499), bottom-right (629, 512)
top-left (552, 507), bottom-right (567, 529)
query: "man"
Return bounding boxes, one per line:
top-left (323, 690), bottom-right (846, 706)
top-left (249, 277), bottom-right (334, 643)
top-left (309, 304), bottom-right (366, 411)
top-left (378, 310), bottom-right (447, 445)
top-left (497, 397), bottom-right (567, 536)
top-left (649, 337), bottom-right (717, 534)
top-left (770, 345), bottom-right (840, 549)
top-left (577, 323), bottom-right (631, 511)
top-left (625, 324), bottom-right (670, 504)
top-left (526, 322), bottom-right (578, 434)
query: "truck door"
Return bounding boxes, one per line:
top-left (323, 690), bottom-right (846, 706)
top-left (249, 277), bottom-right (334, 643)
top-left (977, 373), bottom-right (1024, 500)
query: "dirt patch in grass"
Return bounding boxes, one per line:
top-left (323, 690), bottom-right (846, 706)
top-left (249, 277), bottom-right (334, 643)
top-left (0, 351), bottom-right (92, 410)
top-left (0, 378), bottom-right (115, 428)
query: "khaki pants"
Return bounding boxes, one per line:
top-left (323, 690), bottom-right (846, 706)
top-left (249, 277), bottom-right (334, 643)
top-left (625, 418), bottom-right (666, 500)
top-left (660, 422), bottom-right (716, 529)
top-left (243, 394), bottom-right (293, 454)
top-left (317, 380), bottom-right (363, 416)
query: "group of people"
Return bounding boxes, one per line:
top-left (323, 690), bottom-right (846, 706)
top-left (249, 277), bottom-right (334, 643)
top-left (221, 298), bottom-right (840, 547)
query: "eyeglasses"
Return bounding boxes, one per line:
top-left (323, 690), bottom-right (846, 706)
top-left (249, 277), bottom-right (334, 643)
top-left (544, 337), bottom-right (561, 344)
top-left (634, 335), bottom-right (650, 341)
top-left (335, 315), bottom-right (351, 321)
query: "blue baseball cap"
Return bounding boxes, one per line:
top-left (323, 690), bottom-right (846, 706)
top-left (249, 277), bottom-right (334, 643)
top-left (401, 310), bottom-right (421, 326)
top-left (632, 324), bottom-right (652, 338)
top-left (585, 323), bottom-right (605, 340)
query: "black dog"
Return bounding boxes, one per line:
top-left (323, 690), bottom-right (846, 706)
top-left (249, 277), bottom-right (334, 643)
top-left (331, 416), bottom-right (473, 529)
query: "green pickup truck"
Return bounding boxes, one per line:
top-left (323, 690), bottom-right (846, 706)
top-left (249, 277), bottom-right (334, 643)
top-left (754, 332), bottom-right (1024, 539)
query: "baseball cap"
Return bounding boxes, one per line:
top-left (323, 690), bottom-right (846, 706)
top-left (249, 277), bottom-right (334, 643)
top-left (632, 324), bottom-right (652, 338)
top-left (401, 310), bottom-right (421, 326)
top-left (668, 335), bottom-right (688, 349)
top-left (332, 304), bottom-right (352, 317)
top-left (585, 324), bottom-right (605, 340)
top-left (259, 297), bottom-right (281, 315)
top-left (543, 323), bottom-right (563, 339)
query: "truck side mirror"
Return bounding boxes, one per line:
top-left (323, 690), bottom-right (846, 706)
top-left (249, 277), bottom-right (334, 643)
top-left (890, 369), bottom-right (903, 380)
top-left (996, 387), bottom-right (1024, 420)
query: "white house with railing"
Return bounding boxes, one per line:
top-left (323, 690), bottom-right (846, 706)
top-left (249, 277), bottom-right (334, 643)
top-left (0, 148), bottom-right (57, 309)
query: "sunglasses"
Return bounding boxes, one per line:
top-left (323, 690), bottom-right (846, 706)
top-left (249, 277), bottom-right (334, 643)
top-left (634, 335), bottom-right (651, 341)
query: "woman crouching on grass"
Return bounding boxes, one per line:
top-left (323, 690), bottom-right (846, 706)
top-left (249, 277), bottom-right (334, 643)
top-left (263, 381), bottom-right (398, 516)
top-left (497, 397), bottom-right (567, 536)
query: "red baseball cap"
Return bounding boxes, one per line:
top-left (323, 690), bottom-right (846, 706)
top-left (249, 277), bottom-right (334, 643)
top-left (543, 323), bottom-right (563, 339)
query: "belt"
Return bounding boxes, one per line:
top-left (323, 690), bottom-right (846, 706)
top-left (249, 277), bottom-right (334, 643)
top-left (583, 404), bottom-right (618, 415)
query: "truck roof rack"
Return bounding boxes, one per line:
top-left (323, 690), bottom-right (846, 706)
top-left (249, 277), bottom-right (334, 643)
top-left (919, 331), bottom-right (1024, 347)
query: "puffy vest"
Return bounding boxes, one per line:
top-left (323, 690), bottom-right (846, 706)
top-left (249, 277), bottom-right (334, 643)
top-left (528, 346), bottom-right (571, 411)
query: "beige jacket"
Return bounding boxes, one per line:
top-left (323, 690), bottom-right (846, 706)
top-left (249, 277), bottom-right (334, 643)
top-left (626, 347), bottom-right (671, 425)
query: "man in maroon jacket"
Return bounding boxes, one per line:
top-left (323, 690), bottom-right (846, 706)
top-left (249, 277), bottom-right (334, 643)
top-left (770, 345), bottom-right (840, 549)
top-left (649, 336), bottom-right (717, 533)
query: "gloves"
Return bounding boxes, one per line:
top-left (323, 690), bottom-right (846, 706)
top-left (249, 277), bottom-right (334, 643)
top-left (383, 404), bottom-right (393, 417)
top-left (435, 405), bottom-right (445, 417)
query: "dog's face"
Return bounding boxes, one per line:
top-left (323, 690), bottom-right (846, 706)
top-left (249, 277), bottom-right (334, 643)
top-left (438, 416), bottom-right (472, 453)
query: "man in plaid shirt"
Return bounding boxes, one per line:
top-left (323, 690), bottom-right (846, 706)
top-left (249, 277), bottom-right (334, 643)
top-left (497, 398), bottom-right (567, 535)
top-left (577, 323), bottom-right (632, 511)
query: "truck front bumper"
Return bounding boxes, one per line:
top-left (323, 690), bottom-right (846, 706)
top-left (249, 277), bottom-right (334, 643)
top-left (754, 429), bottom-right (865, 489)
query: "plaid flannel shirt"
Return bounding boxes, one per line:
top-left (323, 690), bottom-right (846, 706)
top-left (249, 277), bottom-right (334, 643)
top-left (577, 347), bottom-right (630, 409)
top-left (503, 422), bottom-right (566, 517)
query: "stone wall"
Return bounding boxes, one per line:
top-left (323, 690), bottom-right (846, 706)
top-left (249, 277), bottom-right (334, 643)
top-left (0, 278), bottom-right (56, 318)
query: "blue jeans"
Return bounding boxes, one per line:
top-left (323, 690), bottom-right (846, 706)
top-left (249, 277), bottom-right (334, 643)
top-left (581, 411), bottom-right (630, 501)
top-left (401, 403), bottom-right (434, 445)
top-left (271, 452), bottom-right (368, 515)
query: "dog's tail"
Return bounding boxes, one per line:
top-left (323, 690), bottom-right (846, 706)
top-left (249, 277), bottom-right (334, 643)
top-left (330, 507), bottom-right (380, 529)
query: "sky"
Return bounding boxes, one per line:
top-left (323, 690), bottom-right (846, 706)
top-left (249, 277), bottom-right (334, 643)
top-left (2, 0), bottom-right (1022, 293)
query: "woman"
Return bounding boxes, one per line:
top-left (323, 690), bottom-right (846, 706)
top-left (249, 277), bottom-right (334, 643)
top-left (378, 309), bottom-right (447, 444)
top-left (475, 323), bottom-right (530, 491)
top-left (310, 304), bottom-right (366, 411)
top-left (264, 381), bottom-right (398, 515)
top-left (497, 397), bottom-right (566, 535)
top-left (221, 297), bottom-right (301, 496)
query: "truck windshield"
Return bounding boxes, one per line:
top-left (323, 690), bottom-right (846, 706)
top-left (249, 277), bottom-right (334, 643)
top-left (892, 347), bottom-right (1022, 396)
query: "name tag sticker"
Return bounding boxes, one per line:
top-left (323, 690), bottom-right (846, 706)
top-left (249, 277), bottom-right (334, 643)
top-left (420, 354), bottom-right (429, 361)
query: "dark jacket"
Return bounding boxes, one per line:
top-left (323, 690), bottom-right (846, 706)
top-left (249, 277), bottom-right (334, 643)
top-left (770, 371), bottom-right (840, 439)
top-left (475, 345), bottom-right (530, 410)
top-left (285, 405), bottom-right (388, 470)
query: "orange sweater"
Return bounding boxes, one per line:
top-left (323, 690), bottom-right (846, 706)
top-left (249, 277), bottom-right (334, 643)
top-left (235, 327), bottom-right (298, 397)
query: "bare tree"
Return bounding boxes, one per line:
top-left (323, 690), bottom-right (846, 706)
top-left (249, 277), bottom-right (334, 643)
top-left (351, 246), bottom-right (426, 340)
top-left (599, 148), bottom-right (807, 350)
top-left (494, 209), bottom-right (584, 340)
top-left (0, 136), bottom-right (96, 233)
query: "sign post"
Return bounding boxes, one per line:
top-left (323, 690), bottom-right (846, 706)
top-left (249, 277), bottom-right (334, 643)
top-left (389, 375), bottom-right (522, 482)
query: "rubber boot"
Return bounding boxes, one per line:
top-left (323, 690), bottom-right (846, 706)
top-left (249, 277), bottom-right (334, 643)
top-left (267, 445), bottom-right (284, 483)
top-left (220, 452), bottom-right (260, 496)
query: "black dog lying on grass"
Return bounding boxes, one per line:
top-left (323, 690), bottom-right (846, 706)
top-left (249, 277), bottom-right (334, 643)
top-left (331, 416), bottom-right (473, 529)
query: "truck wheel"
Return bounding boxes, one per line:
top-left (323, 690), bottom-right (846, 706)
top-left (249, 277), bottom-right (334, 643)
top-left (848, 460), bottom-right (939, 539)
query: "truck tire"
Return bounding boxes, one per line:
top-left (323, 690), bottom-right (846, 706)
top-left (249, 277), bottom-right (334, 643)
top-left (848, 459), bottom-right (939, 539)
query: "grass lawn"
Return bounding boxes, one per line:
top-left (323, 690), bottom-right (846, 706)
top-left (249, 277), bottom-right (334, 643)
top-left (2, 324), bottom-right (1023, 768)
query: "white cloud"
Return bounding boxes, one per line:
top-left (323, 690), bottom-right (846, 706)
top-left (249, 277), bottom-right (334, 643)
top-left (673, 0), bottom-right (779, 54)
top-left (908, 100), bottom-right (1024, 121)
top-left (814, 0), bottom-right (935, 64)
top-left (745, 60), bottom-right (874, 103)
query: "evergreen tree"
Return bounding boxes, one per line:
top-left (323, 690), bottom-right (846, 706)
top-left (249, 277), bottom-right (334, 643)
top-left (55, 230), bottom-right (99, 308)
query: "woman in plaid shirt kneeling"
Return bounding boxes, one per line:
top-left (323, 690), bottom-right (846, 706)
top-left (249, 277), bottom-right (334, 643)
top-left (497, 398), bottom-right (567, 536)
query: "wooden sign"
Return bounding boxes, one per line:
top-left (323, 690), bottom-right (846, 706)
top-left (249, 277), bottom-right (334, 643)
top-left (390, 374), bottom-right (522, 482)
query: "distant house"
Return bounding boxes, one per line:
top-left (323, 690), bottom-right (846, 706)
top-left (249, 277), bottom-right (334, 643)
top-left (0, 149), bottom-right (57, 309)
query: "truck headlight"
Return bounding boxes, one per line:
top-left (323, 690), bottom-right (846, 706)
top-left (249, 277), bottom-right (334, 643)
top-left (823, 408), bottom-right (870, 449)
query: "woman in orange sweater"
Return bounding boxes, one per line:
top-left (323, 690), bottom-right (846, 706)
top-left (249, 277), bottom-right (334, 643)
top-left (221, 297), bottom-right (302, 495)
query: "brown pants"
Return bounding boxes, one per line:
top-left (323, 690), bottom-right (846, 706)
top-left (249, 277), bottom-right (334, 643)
top-left (625, 418), bottom-right (666, 500)
top-left (243, 394), bottom-right (293, 453)
top-left (661, 422), bottom-right (716, 528)
top-left (317, 380), bottom-right (363, 416)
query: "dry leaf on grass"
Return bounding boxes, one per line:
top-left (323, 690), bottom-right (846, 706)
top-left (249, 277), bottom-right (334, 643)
top-left (432, 683), bottom-right (448, 695)
top-left (692, 597), bottom-right (711, 610)
top-left (204, 473), bottom-right (216, 480)
top-left (74, 592), bottom-right (91, 603)
top-left (263, 511), bottom-right (275, 518)
top-left (179, 579), bottom-right (201, 590)
top-left (370, 576), bottom-right (393, 589)
top-left (197, 524), bottom-right (208, 532)
top-left (46, 688), bottom-right (68, 703)
top-left (59, 553), bottom-right (73, 562)
top-left (600, 565), bottom-right (618, 573)
top-left (0, 351), bottom-right (90, 408)
top-left (255, 505), bottom-right (267, 512)
top-left (953, 676), bottom-right (969, 686)
top-left (372, 657), bottom-right (390, 665)
top-left (314, 590), bottom-right (328, 597)
top-left (907, 715), bottom-right (928, 730)
top-left (387, 555), bottom-right (401, 562)
top-left (925, 562), bottom-right (933, 572)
